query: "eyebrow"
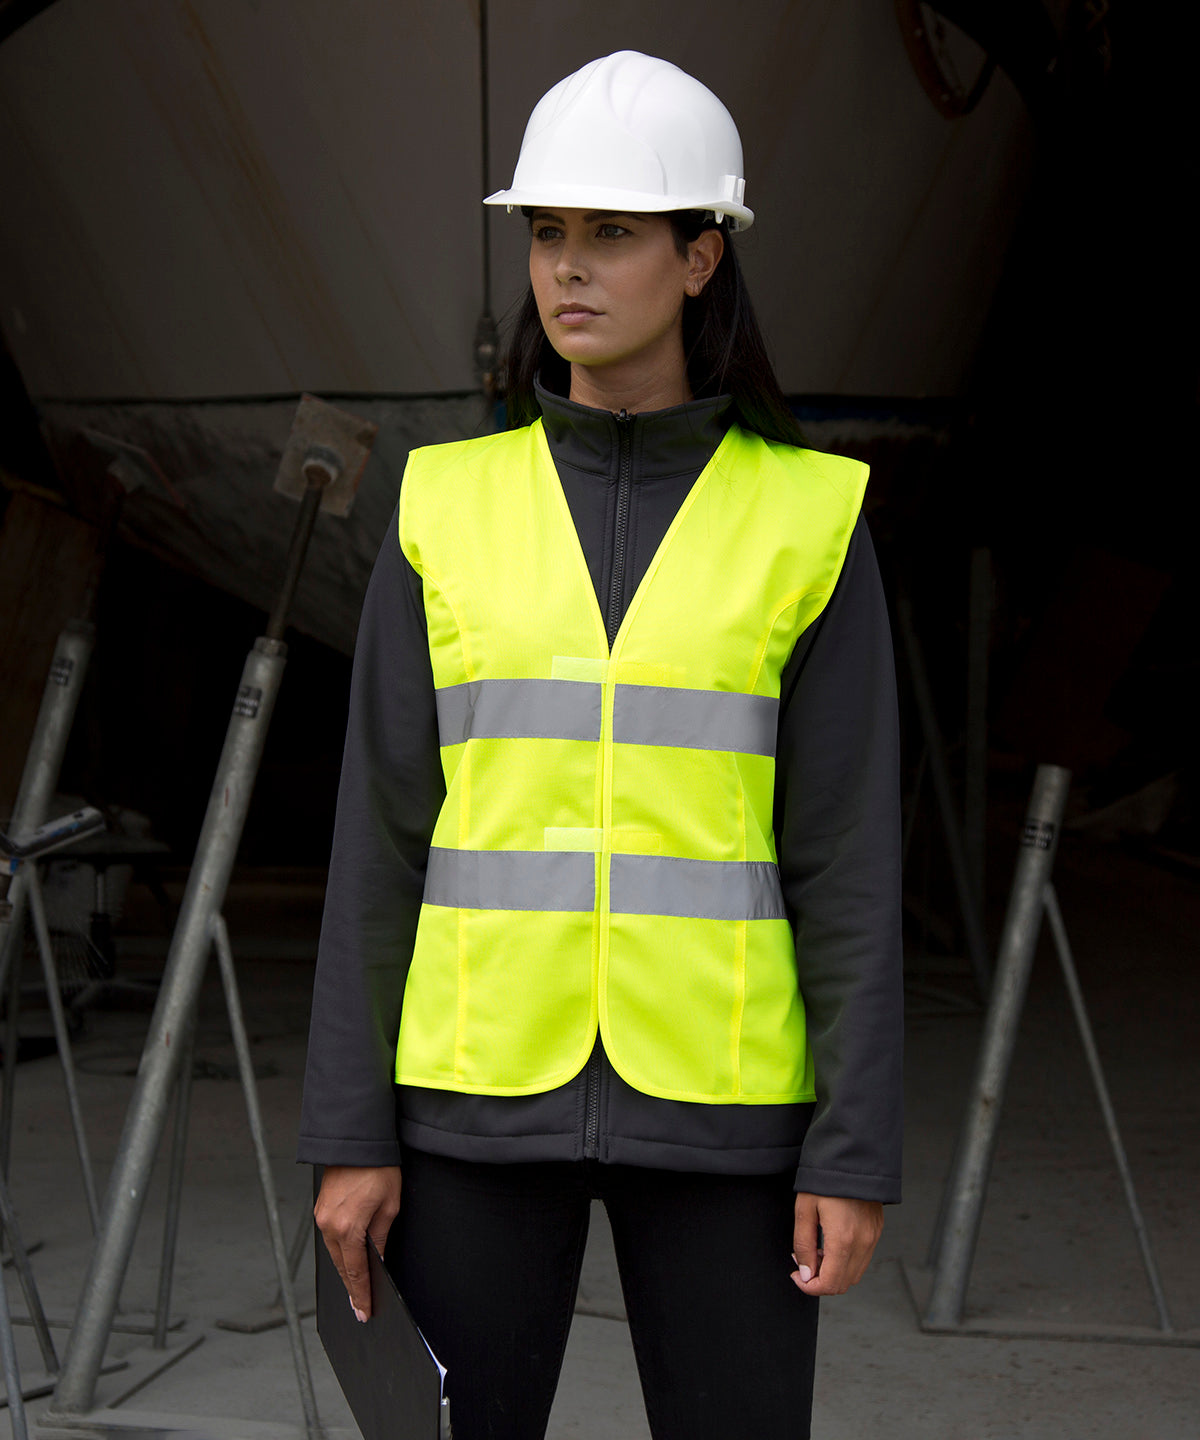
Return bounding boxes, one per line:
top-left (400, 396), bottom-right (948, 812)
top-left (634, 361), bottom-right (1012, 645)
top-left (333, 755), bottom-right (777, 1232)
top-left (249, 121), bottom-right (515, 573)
top-left (529, 209), bottom-right (647, 224)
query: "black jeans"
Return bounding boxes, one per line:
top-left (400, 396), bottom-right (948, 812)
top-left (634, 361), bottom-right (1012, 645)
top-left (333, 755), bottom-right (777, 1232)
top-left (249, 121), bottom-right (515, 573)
top-left (385, 1149), bottom-right (819, 1440)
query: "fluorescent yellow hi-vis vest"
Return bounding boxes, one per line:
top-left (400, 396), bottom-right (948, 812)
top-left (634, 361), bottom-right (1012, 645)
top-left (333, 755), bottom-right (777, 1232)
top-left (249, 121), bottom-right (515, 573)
top-left (395, 420), bottom-right (867, 1104)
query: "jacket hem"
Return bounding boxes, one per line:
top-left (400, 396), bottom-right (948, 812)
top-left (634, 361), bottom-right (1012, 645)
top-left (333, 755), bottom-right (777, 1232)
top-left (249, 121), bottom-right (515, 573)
top-left (399, 1119), bottom-right (582, 1164)
top-left (604, 1134), bottom-right (805, 1175)
top-left (400, 1117), bottom-right (811, 1176)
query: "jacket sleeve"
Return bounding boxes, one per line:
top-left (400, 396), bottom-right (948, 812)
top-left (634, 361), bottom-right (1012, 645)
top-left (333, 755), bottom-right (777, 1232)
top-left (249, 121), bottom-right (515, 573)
top-left (775, 515), bottom-right (904, 1203)
top-left (297, 502), bottom-right (444, 1166)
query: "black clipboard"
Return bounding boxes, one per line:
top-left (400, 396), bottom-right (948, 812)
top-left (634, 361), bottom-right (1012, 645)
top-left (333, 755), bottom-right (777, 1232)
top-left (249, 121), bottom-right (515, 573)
top-left (315, 1222), bottom-right (451, 1440)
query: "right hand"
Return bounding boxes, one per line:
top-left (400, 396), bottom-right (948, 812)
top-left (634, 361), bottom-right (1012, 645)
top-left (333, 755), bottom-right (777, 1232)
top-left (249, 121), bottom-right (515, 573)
top-left (314, 1164), bottom-right (402, 1321)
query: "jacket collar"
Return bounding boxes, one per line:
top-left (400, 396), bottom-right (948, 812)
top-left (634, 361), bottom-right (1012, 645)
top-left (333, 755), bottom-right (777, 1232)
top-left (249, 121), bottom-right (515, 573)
top-left (535, 377), bottom-right (733, 482)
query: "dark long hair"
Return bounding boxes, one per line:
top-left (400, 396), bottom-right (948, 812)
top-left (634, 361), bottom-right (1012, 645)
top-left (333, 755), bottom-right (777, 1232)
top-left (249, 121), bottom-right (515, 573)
top-left (503, 212), bottom-right (805, 446)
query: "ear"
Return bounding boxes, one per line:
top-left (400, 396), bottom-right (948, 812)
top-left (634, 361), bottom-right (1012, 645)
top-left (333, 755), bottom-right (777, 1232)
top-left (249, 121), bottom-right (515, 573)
top-left (685, 228), bottom-right (725, 296)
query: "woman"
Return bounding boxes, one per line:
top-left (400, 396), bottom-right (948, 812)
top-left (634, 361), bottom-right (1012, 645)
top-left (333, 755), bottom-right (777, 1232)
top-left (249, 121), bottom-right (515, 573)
top-left (301, 51), bottom-right (902, 1440)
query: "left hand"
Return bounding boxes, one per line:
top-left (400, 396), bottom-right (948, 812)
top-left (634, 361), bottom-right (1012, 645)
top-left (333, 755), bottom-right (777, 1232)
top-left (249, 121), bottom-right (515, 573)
top-left (791, 1192), bottom-right (883, 1296)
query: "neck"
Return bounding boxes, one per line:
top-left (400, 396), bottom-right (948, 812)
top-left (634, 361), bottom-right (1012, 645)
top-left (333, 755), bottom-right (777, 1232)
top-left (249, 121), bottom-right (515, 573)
top-left (567, 353), bottom-right (691, 416)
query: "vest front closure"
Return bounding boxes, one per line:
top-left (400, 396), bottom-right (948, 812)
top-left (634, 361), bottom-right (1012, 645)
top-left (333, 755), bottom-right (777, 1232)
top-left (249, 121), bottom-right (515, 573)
top-left (589, 406), bottom-right (632, 1158)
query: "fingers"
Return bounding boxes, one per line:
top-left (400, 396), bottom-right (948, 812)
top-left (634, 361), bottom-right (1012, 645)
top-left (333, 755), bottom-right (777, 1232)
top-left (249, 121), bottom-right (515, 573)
top-left (790, 1194), bottom-right (883, 1297)
top-left (791, 1190), bottom-right (821, 1287)
top-left (328, 1233), bottom-right (372, 1323)
top-left (314, 1165), bottom-right (403, 1322)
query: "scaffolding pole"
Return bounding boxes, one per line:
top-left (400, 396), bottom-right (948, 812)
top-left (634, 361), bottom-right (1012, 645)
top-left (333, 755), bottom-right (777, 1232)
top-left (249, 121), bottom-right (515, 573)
top-left (49, 396), bottom-right (374, 1422)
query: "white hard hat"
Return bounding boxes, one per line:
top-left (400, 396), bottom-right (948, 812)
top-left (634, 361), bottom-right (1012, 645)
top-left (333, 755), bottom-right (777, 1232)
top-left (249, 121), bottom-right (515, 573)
top-left (484, 51), bottom-right (754, 231)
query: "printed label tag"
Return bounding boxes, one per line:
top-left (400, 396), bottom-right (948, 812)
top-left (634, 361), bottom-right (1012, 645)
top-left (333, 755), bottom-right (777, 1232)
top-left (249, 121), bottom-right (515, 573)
top-left (1020, 820), bottom-right (1055, 851)
top-left (50, 657), bottom-right (74, 687)
top-left (233, 685), bottom-right (262, 719)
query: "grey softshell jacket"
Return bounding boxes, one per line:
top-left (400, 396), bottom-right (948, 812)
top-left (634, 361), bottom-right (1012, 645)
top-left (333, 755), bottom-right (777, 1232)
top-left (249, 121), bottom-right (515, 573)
top-left (299, 385), bottom-right (904, 1204)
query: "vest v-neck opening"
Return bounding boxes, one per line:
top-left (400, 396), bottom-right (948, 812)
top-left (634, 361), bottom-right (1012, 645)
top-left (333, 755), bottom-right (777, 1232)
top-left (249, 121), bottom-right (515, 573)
top-left (535, 381), bottom-right (734, 638)
top-left (606, 426), bottom-right (739, 662)
top-left (532, 419), bottom-right (740, 658)
top-left (532, 420), bottom-right (611, 657)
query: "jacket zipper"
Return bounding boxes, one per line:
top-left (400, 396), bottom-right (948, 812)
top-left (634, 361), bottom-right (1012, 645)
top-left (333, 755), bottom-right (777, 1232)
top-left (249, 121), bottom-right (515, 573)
top-left (585, 408), bottom-right (633, 1159)
top-left (604, 410), bottom-right (633, 648)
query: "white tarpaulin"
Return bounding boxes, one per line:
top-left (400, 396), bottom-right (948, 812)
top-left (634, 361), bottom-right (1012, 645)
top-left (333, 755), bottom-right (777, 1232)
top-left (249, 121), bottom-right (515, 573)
top-left (0, 0), bottom-right (1035, 401)
top-left (0, 1), bottom-right (1040, 649)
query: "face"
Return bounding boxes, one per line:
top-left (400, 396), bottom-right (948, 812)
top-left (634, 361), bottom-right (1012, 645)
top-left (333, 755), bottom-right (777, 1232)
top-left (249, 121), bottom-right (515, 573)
top-left (528, 209), bottom-right (714, 384)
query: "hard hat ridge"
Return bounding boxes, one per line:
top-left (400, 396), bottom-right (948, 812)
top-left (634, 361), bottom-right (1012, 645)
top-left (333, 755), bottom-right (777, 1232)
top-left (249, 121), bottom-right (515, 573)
top-left (484, 50), bottom-right (754, 231)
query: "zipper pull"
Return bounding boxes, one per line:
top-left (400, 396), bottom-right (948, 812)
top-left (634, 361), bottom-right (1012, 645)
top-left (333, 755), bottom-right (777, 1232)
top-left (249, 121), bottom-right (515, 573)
top-left (616, 408), bottom-right (630, 422)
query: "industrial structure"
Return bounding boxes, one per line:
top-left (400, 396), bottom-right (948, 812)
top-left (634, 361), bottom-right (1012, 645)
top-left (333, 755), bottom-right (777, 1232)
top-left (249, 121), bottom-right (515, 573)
top-left (1, 3), bottom-right (1195, 1437)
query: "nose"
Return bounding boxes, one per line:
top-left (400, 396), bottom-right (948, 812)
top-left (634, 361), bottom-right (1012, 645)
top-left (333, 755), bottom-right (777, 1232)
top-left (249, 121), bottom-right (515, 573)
top-left (554, 242), bottom-right (587, 285)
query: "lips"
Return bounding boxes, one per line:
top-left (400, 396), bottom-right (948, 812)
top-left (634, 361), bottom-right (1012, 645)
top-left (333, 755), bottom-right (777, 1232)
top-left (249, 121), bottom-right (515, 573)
top-left (552, 303), bottom-right (600, 319)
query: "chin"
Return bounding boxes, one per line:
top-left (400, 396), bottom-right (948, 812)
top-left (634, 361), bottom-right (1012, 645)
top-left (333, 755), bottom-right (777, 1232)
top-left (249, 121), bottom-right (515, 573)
top-left (550, 341), bottom-right (615, 367)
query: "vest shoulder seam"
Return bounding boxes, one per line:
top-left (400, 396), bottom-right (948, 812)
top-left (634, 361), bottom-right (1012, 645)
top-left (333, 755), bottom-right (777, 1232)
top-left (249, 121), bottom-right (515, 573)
top-left (793, 445), bottom-right (870, 507)
top-left (399, 426), bottom-right (542, 574)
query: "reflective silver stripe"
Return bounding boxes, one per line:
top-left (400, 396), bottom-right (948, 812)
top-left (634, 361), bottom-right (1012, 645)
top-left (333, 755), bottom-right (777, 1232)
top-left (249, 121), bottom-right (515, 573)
top-left (435, 679), bottom-right (601, 746)
top-left (438, 678), bottom-right (777, 755)
top-left (424, 847), bottom-right (594, 911)
top-left (613, 686), bottom-right (778, 757)
top-left (425, 848), bottom-right (783, 920)
top-left (609, 854), bottom-right (786, 921)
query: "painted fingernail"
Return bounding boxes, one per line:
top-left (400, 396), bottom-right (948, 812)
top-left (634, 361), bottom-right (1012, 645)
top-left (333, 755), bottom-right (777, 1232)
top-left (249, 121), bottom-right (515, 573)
top-left (797, 1265), bottom-right (813, 1282)
top-left (353, 1306), bottom-right (368, 1324)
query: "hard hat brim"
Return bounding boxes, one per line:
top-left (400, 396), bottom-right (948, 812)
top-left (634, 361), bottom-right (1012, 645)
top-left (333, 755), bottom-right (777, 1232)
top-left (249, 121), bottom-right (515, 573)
top-left (483, 185), bottom-right (754, 232)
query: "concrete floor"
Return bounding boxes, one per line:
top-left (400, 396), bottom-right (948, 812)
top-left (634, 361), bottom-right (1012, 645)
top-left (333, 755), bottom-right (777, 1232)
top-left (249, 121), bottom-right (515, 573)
top-left (2, 826), bottom-right (1198, 1439)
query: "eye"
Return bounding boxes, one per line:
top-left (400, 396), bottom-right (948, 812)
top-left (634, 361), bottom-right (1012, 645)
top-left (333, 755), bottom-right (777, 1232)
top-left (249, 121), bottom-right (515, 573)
top-left (532, 224), bottom-right (563, 242)
top-left (596, 223), bottom-right (629, 239)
